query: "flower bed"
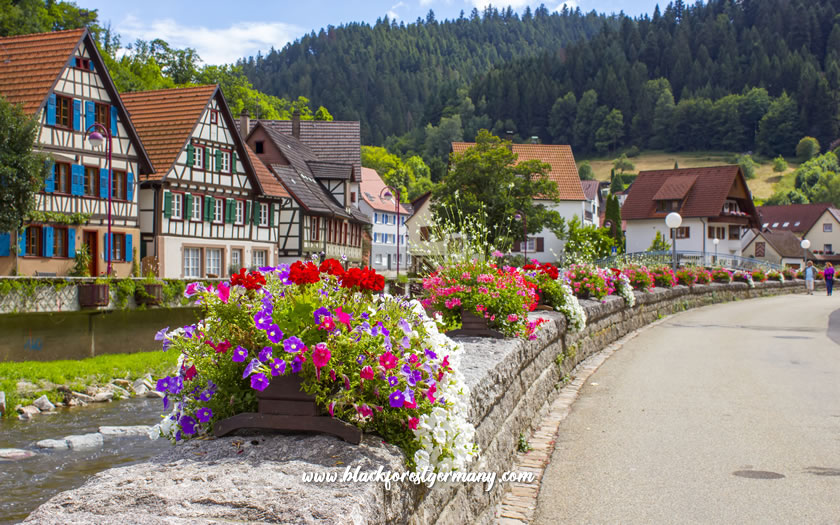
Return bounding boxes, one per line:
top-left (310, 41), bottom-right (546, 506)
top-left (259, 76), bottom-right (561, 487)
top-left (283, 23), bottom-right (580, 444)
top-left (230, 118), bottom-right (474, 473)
top-left (733, 270), bottom-right (755, 288)
top-left (675, 267), bottom-right (697, 286)
top-left (766, 269), bottom-right (784, 282)
top-left (710, 267), bottom-right (732, 283)
top-left (751, 268), bottom-right (768, 282)
top-left (151, 261), bottom-right (477, 473)
top-left (565, 264), bottom-right (612, 300)
top-left (782, 268), bottom-right (796, 280)
top-left (693, 267), bottom-right (712, 285)
top-left (648, 266), bottom-right (677, 288)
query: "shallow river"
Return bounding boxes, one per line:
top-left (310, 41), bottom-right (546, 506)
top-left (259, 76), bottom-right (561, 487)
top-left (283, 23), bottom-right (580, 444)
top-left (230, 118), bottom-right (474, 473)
top-left (0, 397), bottom-right (168, 524)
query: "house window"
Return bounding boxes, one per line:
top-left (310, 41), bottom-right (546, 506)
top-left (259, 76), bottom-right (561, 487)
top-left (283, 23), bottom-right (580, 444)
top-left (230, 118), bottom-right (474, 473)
top-left (374, 213), bottom-right (379, 224)
top-left (25, 226), bottom-right (42, 256)
top-left (84, 166), bottom-right (98, 196)
top-left (172, 193), bottom-right (183, 220)
top-left (375, 254), bottom-right (382, 265)
top-left (113, 233), bottom-right (126, 261)
top-left (729, 225), bottom-right (741, 240)
top-left (755, 242), bottom-right (766, 257)
top-left (191, 195), bottom-right (203, 221)
top-left (95, 103), bottom-right (111, 134)
top-left (825, 244), bottom-right (833, 254)
top-left (351, 192), bottom-right (356, 203)
top-left (259, 203), bottom-right (269, 226)
top-left (55, 162), bottom-right (71, 194)
top-left (184, 247), bottom-right (201, 278)
top-left (235, 200), bottom-right (245, 224)
top-left (824, 223), bottom-right (832, 232)
top-left (420, 226), bottom-right (430, 241)
top-left (210, 110), bottom-right (218, 124)
top-left (255, 141), bottom-right (264, 154)
top-left (56, 95), bottom-right (71, 128)
top-left (112, 170), bottom-right (126, 200)
top-left (206, 248), bottom-right (222, 277)
top-left (311, 216), bottom-right (320, 241)
top-left (670, 227), bottom-right (690, 239)
top-left (708, 226), bottom-right (726, 239)
top-left (53, 227), bottom-right (68, 258)
top-left (656, 200), bottom-right (681, 212)
top-left (221, 150), bottom-right (231, 173)
top-left (193, 145), bottom-right (204, 169)
top-left (253, 249), bottom-right (266, 268)
top-left (213, 199), bottom-right (224, 223)
top-left (230, 249), bottom-right (242, 273)
top-left (74, 57), bottom-right (92, 70)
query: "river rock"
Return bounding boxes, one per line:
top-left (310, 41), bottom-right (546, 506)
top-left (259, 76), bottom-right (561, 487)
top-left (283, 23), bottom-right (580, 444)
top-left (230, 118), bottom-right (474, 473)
top-left (99, 426), bottom-right (151, 437)
top-left (0, 391), bottom-right (5, 416)
top-left (0, 448), bottom-right (36, 461)
top-left (32, 395), bottom-right (55, 412)
top-left (93, 392), bottom-right (114, 403)
top-left (144, 390), bottom-right (164, 399)
top-left (107, 384), bottom-right (130, 398)
top-left (66, 397), bottom-right (87, 407)
top-left (132, 378), bottom-right (151, 395)
top-left (70, 392), bottom-right (94, 403)
top-left (36, 439), bottom-right (69, 449)
top-left (113, 379), bottom-right (131, 388)
top-left (17, 405), bottom-right (40, 419)
top-left (64, 433), bottom-right (104, 450)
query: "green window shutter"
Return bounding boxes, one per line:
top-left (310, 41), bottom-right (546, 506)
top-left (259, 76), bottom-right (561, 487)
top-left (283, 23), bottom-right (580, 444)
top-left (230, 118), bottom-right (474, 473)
top-left (252, 201), bottom-right (259, 225)
top-left (204, 196), bottom-right (213, 221)
top-left (215, 149), bottom-right (222, 171)
top-left (270, 203), bottom-right (276, 227)
top-left (225, 198), bottom-right (234, 224)
top-left (205, 148), bottom-right (211, 171)
top-left (232, 152), bottom-right (238, 173)
top-left (245, 201), bottom-right (251, 226)
top-left (184, 193), bottom-right (192, 218)
top-left (186, 144), bottom-right (194, 166)
top-left (163, 191), bottom-right (172, 218)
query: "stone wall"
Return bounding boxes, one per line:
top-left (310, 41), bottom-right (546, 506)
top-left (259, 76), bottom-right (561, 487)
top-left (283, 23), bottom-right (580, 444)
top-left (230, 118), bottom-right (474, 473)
top-left (24, 280), bottom-right (811, 525)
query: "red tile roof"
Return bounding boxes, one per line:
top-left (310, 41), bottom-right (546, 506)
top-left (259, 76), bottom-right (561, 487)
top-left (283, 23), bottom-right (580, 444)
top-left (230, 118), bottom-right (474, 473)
top-left (242, 142), bottom-right (289, 198)
top-left (121, 86), bottom-right (217, 180)
top-left (451, 142), bottom-right (585, 201)
top-left (360, 167), bottom-right (412, 214)
top-left (652, 174), bottom-right (698, 200)
top-left (757, 203), bottom-right (837, 234)
top-left (750, 229), bottom-right (814, 258)
top-left (622, 166), bottom-right (759, 225)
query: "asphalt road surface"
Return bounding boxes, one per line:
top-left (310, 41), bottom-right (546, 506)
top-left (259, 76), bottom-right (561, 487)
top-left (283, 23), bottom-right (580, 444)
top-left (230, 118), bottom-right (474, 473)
top-left (534, 294), bottom-right (840, 525)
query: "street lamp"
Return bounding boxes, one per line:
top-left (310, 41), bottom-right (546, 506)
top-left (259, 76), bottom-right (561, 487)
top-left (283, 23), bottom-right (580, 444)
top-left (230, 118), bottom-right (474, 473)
top-left (665, 212), bottom-right (682, 272)
top-left (380, 186), bottom-right (401, 282)
top-left (86, 123), bottom-right (112, 276)
top-left (800, 239), bottom-right (811, 268)
top-left (713, 237), bottom-right (720, 265)
top-left (514, 212), bottom-right (527, 262)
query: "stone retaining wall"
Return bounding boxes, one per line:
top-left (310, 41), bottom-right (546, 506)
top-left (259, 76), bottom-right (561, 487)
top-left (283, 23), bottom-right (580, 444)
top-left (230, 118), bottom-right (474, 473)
top-left (24, 280), bottom-right (811, 525)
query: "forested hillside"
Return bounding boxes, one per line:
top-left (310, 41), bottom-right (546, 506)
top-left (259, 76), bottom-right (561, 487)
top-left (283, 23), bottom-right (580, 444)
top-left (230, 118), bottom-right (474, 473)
top-left (238, 6), bottom-right (607, 144)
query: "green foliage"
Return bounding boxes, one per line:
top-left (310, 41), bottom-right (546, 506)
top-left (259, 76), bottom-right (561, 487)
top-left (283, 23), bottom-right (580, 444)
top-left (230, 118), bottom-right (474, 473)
top-left (595, 109), bottom-right (624, 153)
top-left (604, 194), bottom-right (624, 251)
top-left (0, 95), bottom-right (51, 233)
top-left (625, 145), bottom-right (640, 158)
top-left (757, 92), bottom-right (802, 157)
top-left (563, 216), bottom-right (614, 264)
top-left (612, 153), bottom-right (634, 174)
top-left (0, 0), bottom-right (98, 38)
top-left (796, 136), bottom-right (821, 162)
top-left (648, 231), bottom-right (670, 251)
top-left (517, 433), bottom-right (532, 453)
top-left (773, 156), bottom-right (788, 172)
top-left (69, 243), bottom-right (92, 277)
top-left (27, 210), bottom-right (91, 225)
top-left (736, 154), bottom-right (757, 180)
top-left (112, 278), bottom-right (137, 309)
top-left (361, 146), bottom-right (433, 201)
top-left (577, 161), bottom-right (594, 180)
top-left (610, 171), bottom-right (624, 194)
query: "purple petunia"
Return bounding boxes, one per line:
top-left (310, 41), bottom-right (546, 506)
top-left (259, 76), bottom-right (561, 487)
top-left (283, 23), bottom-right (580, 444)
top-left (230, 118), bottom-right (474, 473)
top-left (154, 326), bottom-right (169, 341)
top-left (250, 373), bottom-right (270, 391)
top-left (183, 325), bottom-right (195, 339)
top-left (425, 348), bottom-right (437, 360)
top-left (387, 376), bottom-right (399, 387)
top-left (232, 345), bottom-right (248, 363)
top-left (398, 318), bottom-right (412, 335)
top-left (389, 390), bottom-right (405, 408)
top-left (291, 355), bottom-right (303, 374)
top-left (199, 389), bottom-right (214, 402)
top-left (401, 336), bottom-right (411, 349)
top-left (258, 346), bottom-right (273, 363)
top-left (155, 377), bottom-right (171, 393)
top-left (254, 311), bottom-right (272, 330)
top-left (162, 395), bottom-right (170, 410)
top-left (270, 358), bottom-right (286, 376)
top-left (266, 324), bottom-right (283, 344)
top-left (313, 306), bottom-right (331, 325)
top-left (169, 377), bottom-right (184, 395)
top-left (243, 358), bottom-right (261, 378)
top-left (180, 415), bottom-right (197, 435)
top-left (356, 354), bottom-right (366, 365)
top-left (196, 407), bottom-right (213, 423)
top-left (406, 370), bottom-right (423, 387)
top-left (283, 335), bottom-right (304, 354)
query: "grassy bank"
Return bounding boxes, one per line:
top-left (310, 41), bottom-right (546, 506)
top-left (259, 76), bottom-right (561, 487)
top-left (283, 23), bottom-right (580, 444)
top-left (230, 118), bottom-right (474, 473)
top-left (581, 150), bottom-right (800, 200)
top-left (0, 350), bottom-right (178, 418)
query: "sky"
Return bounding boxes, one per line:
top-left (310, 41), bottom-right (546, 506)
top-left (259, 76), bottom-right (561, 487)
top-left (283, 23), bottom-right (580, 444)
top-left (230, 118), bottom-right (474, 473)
top-left (80, 0), bottom-right (659, 65)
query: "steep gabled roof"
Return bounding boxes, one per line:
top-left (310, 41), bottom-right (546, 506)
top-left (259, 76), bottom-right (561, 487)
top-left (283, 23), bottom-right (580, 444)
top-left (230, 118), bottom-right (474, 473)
top-left (753, 229), bottom-right (814, 258)
top-left (757, 203), bottom-right (837, 234)
top-left (360, 167), bottom-right (413, 214)
top-left (242, 142), bottom-right (289, 199)
top-left (271, 164), bottom-right (353, 219)
top-left (120, 85), bottom-right (218, 180)
top-left (623, 166), bottom-right (759, 225)
top-left (450, 142), bottom-right (585, 201)
top-left (580, 180), bottom-right (600, 201)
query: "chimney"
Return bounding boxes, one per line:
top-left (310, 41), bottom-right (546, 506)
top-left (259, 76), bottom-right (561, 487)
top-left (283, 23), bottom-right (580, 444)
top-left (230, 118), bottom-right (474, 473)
top-left (292, 109), bottom-right (301, 139)
top-left (239, 109), bottom-right (250, 141)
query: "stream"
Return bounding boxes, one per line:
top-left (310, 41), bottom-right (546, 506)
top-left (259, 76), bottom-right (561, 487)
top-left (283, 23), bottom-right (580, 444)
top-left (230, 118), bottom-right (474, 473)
top-left (0, 396), bottom-right (168, 524)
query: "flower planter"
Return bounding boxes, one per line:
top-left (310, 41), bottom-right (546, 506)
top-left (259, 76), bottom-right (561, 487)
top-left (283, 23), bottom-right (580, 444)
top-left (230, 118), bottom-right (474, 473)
top-left (77, 283), bottom-right (110, 307)
top-left (445, 309), bottom-right (504, 339)
top-left (534, 290), bottom-right (554, 311)
top-left (135, 283), bottom-right (163, 306)
top-left (213, 373), bottom-right (362, 444)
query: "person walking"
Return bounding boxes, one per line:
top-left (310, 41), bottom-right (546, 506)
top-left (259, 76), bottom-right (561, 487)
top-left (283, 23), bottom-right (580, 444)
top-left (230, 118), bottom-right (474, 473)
top-left (824, 262), bottom-right (834, 296)
top-left (804, 260), bottom-right (816, 295)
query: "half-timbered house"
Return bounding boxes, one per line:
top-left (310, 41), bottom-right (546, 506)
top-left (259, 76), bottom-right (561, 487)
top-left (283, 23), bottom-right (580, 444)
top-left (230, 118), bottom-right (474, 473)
top-left (0, 29), bottom-right (153, 277)
top-left (239, 113), bottom-right (370, 265)
top-left (121, 85), bottom-right (292, 279)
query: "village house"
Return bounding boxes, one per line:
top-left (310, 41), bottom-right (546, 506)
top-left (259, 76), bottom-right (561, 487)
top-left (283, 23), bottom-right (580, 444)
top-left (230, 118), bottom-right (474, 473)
top-left (741, 229), bottom-right (814, 268)
top-left (121, 85), bottom-right (290, 279)
top-left (580, 180), bottom-right (601, 228)
top-left (358, 167), bottom-right (411, 274)
top-left (755, 203), bottom-right (840, 264)
top-left (622, 166), bottom-right (760, 255)
top-left (0, 29), bottom-right (153, 277)
top-left (239, 113), bottom-right (370, 265)
top-left (405, 191), bottom-right (439, 274)
top-left (450, 142), bottom-right (586, 264)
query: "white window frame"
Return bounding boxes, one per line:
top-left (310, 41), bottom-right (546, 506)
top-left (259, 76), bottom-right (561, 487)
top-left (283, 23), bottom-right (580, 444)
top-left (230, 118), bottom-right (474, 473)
top-left (172, 193), bottom-right (183, 220)
top-left (213, 199), bottom-right (224, 223)
top-left (526, 238), bottom-right (536, 251)
top-left (235, 200), bottom-right (245, 224)
top-left (191, 195), bottom-right (203, 221)
top-left (206, 248), bottom-right (222, 277)
top-left (824, 223), bottom-right (833, 232)
top-left (259, 203), bottom-right (269, 227)
top-left (230, 249), bottom-right (242, 272)
top-left (193, 145), bottom-right (204, 170)
top-left (375, 254), bottom-right (382, 265)
top-left (221, 150), bottom-right (231, 173)
top-left (184, 248), bottom-right (201, 278)
top-left (253, 249), bottom-right (266, 268)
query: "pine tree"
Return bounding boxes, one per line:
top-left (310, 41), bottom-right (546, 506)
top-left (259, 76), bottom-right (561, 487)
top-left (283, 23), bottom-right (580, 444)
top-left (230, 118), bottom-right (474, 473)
top-left (603, 194), bottom-right (625, 252)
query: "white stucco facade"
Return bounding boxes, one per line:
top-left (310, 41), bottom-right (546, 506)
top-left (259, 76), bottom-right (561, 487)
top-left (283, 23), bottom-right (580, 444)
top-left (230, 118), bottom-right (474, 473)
top-left (626, 218), bottom-right (746, 256)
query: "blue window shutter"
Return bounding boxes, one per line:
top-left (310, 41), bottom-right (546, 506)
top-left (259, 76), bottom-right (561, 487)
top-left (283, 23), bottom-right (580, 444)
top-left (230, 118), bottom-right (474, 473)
top-left (71, 164), bottom-right (84, 195)
top-left (43, 227), bottom-right (54, 258)
top-left (374, 212), bottom-right (378, 224)
top-left (90, 61), bottom-right (95, 72)
top-left (110, 105), bottom-right (117, 136)
top-left (68, 228), bottom-right (76, 258)
top-left (46, 94), bottom-right (56, 125)
top-left (99, 169), bottom-right (108, 198)
top-left (109, 232), bottom-right (114, 261)
top-left (126, 172), bottom-right (134, 201)
top-left (18, 229), bottom-right (25, 256)
top-left (85, 101), bottom-right (95, 130)
top-left (125, 234), bottom-right (133, 262)
top-left (45, 162), bottom-right (55, 193)
top-left (0, 233), bottom-right (10, 257)
top-left (73, 99), bottom-right (81, 131)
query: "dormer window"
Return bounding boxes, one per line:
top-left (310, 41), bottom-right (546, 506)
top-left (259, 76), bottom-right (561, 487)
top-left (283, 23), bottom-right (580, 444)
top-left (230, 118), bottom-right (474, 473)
top-left (74, 57), bottom-right (92, 70)
top-left (723, 200), bottom-right (740, 214)
top-left (656, 200), bottom-right (681, 212)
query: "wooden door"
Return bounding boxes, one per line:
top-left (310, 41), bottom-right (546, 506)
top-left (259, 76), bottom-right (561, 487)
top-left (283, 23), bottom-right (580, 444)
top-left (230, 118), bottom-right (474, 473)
top-left (83, 230), bottom-right (98, 276)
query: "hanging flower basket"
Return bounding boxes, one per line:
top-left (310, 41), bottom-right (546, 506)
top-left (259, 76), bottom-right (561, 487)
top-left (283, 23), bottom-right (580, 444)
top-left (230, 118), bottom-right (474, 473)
top-left (135, 283), bottom-right (163, 306)
top-left (77, 283), bottom-right (110, 307)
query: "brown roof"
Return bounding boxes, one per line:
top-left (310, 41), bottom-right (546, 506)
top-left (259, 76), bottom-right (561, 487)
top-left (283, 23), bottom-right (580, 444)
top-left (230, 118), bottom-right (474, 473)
top-left (580, 180), bottom-right (600, 201)
top-left (360, 167), bottom-right (412, 214)
top-left (622, 166), bottom-right (759, 225)
top-left (751, 229), bottom-right (814, 258)
top-left (451, 142), bottom-right (585, 201)
top-left (757, 203), bottom-right (837, 234)
top-left (242, 142), bottom-right (288, 198)
top-left (121, 85), bottom-right (218, 180)
top-left (652, 174), bottom-right (698, 200)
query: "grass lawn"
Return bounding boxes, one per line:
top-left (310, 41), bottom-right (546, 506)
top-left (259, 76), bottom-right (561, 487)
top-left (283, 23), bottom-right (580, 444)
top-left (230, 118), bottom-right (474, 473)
top-left (0, 350), bottom-right (178, 418)
top-left (580, 150), bottom-right (799, 201)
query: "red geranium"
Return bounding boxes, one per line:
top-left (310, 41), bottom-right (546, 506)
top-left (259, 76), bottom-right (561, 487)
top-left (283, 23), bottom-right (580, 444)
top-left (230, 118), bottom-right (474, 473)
top-left (230, 268), bottom-right (266, 290)
top-left (319, 258), bottom-right (345, 277)
top-left (340, 266), bottom-right (384, 292)
top-left (289, 261), bottom-right (321, 285)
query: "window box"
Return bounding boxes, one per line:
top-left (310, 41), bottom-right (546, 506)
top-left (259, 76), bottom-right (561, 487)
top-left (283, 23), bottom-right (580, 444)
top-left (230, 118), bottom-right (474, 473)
top-left (135, 283), bottom-right (163, 306)
top-left (78, 282), bottom-right (110, 307)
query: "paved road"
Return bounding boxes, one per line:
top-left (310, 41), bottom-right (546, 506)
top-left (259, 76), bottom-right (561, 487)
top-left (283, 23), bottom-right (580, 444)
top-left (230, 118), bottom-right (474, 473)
top-left (534, 294), bottom-right (840, 525)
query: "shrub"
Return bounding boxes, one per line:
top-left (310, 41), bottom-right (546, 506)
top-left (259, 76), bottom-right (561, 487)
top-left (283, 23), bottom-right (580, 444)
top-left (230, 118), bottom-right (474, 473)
top-left (521, 263), bottom-right (587, 332)
top-left (751, 268), bottom-right (768, 282)
top-left (773, 156), bottom-right (787, 172)
top-left (625, 145), bottom-right (640, 158)
top-left (782, 268), bottom-right (796, 280)
top-left (649, 266), bottom-right (677, 288)
top-left (622, 265), bottom-right (655, 290)
top-left (766, 270), bottom-right (784, 282)
top-left (693, 267), bottom-right (712, 284)
top-left (737, 154), bottom-right (756, 179)
top-left (564, 264), bottom-right (611, 300)
top-left (675, 267), bottom-right (696, 286)
top-left (578, 161), bottom-right (594, 180)
top-left (796, 136), bottom-right (820, 162)
top-left (710, 268), bottom-right (732, 283)
top-left (733, 270), bottom-right (755, 287)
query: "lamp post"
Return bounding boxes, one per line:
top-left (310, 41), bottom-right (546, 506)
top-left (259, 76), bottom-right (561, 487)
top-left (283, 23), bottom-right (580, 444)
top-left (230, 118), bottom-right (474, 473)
top-left (514, 212), bottom-right (527, 262)
top-left (800, 239), bottom-right (811, 268)
top-left (665, 212), bottom-right (682, 272)
top-left (86, 123), bottom-right (112, 276)
top-left (713, 237), bottom-right (720, 266)
top-left (380, 186), bottom-right (401, 282)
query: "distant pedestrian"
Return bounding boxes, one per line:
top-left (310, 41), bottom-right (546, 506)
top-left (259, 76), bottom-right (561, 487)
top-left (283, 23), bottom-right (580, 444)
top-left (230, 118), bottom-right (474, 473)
top-left (804, 260), bottom-right (816, 295)
top-left (824, 262), bottom-right (834, 296)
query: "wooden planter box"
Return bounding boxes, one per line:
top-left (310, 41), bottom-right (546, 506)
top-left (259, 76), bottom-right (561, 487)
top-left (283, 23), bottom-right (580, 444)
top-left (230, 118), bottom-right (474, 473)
top-left (445, 308), bottom-right (504, 339)
top-left (213, 373), bottom-right (362, 444)
top-left (77, 283), bottom-right (110, 307)
top-left (135, 283), bottom-right (163, 306)
top-left (533, 289), bottom-right (554, 311)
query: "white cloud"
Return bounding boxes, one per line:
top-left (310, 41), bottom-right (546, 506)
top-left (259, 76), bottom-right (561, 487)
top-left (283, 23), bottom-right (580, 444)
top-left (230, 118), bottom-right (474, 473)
top-left (388, 1), bottom-right (407, 19)
top-left (554, 0), bottom-right (578, 10)
top-left (117, 15), bottom-right (302, 65)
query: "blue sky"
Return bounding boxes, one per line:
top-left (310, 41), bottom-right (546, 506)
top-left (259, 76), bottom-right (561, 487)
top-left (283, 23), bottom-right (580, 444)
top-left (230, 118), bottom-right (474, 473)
top-left (81, 0), bottom-right (658, 65)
